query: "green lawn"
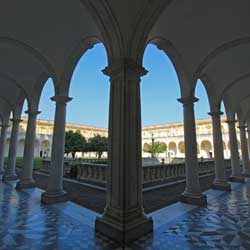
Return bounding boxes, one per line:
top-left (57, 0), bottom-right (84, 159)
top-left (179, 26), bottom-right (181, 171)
top-left (4, 157), bottom-right (44, 171)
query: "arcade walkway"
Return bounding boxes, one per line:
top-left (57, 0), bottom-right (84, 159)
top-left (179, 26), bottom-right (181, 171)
top-left (0, 178), bottom-right (250, 250)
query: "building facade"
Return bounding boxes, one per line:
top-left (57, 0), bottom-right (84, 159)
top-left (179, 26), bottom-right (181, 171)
top-left (142, 117), bottom-right (240, 160)
top-left (4, 117), bottom-right (108, 158)
top-left (4, 116), bottom-right (241, 160)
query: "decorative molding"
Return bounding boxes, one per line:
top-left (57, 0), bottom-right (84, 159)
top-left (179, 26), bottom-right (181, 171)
top-left (177, 96), bottom-right (199, 105)
top-left (103, 58), bottom-right (147, 81)
top-left (50, 96), bottom-right (73, 104)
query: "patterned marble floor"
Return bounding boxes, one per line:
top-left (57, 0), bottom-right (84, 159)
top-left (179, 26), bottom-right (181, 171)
top-left (0, 180), bottom-right (120, 250)
top-left (129, 180), bottom-right (250, 250)
top-left (1, 178), bottom-right (250, 250)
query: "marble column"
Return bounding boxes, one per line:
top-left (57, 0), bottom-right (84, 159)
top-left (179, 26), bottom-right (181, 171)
top-left (227, 120), bottom-right (244, 182)
top-left (0, 124), bottom-right (9, 174)
top-left (208, 111), bottom-right (231, 191)
top-left (16, 110), bottom-right (40, 189)
top-left (177, 96), bottom-right (207, 205)
top-left (238, 125), bottom-right (250, 177)
top-left (2, 118), bottom-right (22, 181)
top-left (95, 59), bottom-right (153, 243)
top-left (41, 95), bottom-right (72, 204)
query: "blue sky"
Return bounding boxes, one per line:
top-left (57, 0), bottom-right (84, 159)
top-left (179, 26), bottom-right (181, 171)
top-left (23, 44), bottom-right (214, 128)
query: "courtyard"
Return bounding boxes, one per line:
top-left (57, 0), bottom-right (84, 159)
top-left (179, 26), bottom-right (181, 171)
top-left (0, 0), bottom-right (250, 248)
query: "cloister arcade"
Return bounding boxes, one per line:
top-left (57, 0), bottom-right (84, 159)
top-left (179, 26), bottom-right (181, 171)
top-left (0, 0), bottom-right (250, 246)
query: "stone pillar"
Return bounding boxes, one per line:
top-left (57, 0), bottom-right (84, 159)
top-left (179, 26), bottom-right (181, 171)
top-left (41, 95), bottom-right (72, 204)
top-left (95, 59), bottom-right (153, 243)
top-left (2, 118), bottom-right (22, 181)
top-left (208, 111), bottom-right (231, 191)
top-left (0, 124), bottom-right (9, 174)
top-left (177, 96), bottom-right (207, 205)
top-left (238, 125), bottom-right (250, 177)
top-left (227, 120), bottom-right (244, 182)
top-left (16, 110), bottom-right (40, 189)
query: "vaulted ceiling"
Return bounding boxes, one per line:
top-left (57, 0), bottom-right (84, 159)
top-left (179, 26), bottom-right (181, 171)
top-left (0, 0), bottom-right (249, 122)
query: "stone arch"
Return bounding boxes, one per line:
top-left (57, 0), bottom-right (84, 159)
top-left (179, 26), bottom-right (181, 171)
top-left (59, 36), bottom-right (106, 96)
top-left (40, 140), bottom-right (50, 158)
top-left (168, 141), bottom-right (177, 157)
top-left (79, 0), bottom-right (123, 61)
top-left (0, 96), bottom-right (12, 119)
top-left (219, 73), bottom-right (250, 102)
top-left (29, 72), bottom-right (51, 111)
top-left (0, 72), bottom-right (29, 108)
top-left (148, 37), bottom-right (194, 97)
top-left (129, 1), bottom-right (173, 64)
top-left (178, 141), bottom-right (185, 155)
top-left (0, 37), bottom-right (56, 79)
top-left (195, 37), bottom-right (250, 77)
top-left (193, 78), bottom-right (211, 116)
top-left (200, 140), bottom-right (213, 158)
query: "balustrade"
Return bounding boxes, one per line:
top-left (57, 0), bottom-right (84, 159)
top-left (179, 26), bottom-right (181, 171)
top-left (42, 159), bottom-right (231, 188)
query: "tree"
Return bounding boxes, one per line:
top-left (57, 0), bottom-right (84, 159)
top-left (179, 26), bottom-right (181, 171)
top-left (88, 134), bottom-right (108, 158)
top-left (143, 141), bottom-right (167, 156)
top-left (65, 130), bottom-right (87, 158)
top-left (154, 141), bottom-right (167, 156)
top-left (156, 142), bottom-right (167, 152)
top-left (143, 143), bottom-right (152, 154)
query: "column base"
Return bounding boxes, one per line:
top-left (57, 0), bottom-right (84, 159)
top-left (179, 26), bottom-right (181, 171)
top-left (2, 174), bottom-right (18, 181)
top-left (41, 190), bottom-right (68, 204)
top-left (95, 213), bottom-right (153, 243)
top-left (230, 175), bottom-right (245, 183)
top-left (16, 179), bottom-right (36, 189)
top-left (180, 192), bottom-right (207, 206)
top-left (211, 180), bottom-right (231, 191)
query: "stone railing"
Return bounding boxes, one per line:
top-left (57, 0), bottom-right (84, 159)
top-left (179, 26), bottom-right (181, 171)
top-left (41, 159), bottom-right (71, 175)
top-left (143, 163), bottom-right (186, 185)
top-left (72, 159), bottom-right (232, 187)
top-left (145, 159), bottom-right (232, 185)
top-left (42, 159), bottom-right (232, 188)
top-left (76, 163), bottom-right (107, 186)
top-left (64, 158), bottom-right (108, 164)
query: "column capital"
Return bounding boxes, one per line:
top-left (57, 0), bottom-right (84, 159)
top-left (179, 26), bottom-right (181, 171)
top-left (177, 96), bottom-right (199, 106)
top-left (102, 58), bottom-right (148, 81)
top-left (51, 96), bottom-right (72, 104)
top-left (226, 119), bottom-right (237, 124)
top-left (10, 118), bottom-right (22, 123)
top-left (208, 111), bottom-right (223, 117)
top-left (25, 110), bottom-right (41, 116)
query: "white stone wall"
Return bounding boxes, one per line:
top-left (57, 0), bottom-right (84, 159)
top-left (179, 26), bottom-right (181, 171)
top-left (4, 117), bottom-right (242, 160)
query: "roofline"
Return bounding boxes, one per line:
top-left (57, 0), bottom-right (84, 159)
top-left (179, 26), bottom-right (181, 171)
top-left (20, 115), bottom-right (228, 132)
